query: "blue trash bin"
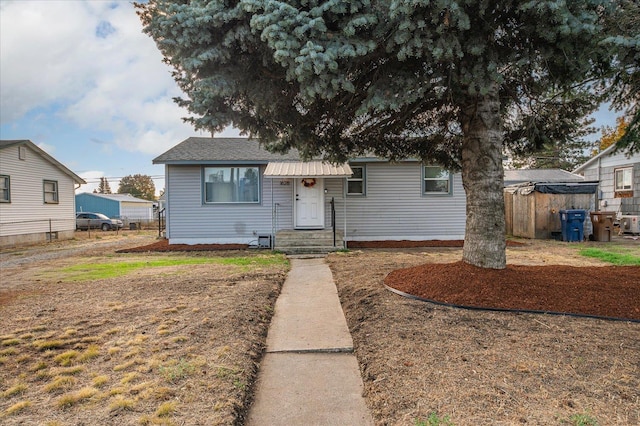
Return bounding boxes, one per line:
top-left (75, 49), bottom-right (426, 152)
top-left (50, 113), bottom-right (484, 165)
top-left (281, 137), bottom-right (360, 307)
top-left (559, 209), bottom-right (586, 242)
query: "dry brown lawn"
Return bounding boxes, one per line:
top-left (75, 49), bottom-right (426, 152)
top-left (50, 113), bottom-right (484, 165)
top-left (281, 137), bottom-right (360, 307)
top-left (327, 239), bottom-right (640, 425)
top-left (2, 233), bottom-right (639, 425)
top-left (0, 232), bottom-right (287, 425)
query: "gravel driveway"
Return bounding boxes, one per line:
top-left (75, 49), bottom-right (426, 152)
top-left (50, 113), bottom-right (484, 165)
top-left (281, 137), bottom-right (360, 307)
top-left (0, 232), bottom-right (157, 269)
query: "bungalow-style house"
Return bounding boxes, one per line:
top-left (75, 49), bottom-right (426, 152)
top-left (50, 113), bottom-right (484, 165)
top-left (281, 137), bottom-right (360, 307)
top-left (573, 144), bottom-right (640, 233)
top-left (76, 193), bottom-right (156, 228)
top-left (0, 140), bottom-right (86, 248)
top-left (153, 137), bottom-right (466, 250)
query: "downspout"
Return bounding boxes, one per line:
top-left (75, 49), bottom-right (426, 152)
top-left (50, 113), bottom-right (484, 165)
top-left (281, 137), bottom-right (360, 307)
top-left (270, 178), bottom-right (274, 249)
top-left (343, 177), bottom-right (347, 249)
top-left (596, 157), bottom-right (602, 211)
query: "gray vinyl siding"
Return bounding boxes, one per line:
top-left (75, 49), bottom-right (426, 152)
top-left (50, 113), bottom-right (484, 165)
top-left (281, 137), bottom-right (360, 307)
top-left (0, 144), bottom-right (77, 238)
top-left (582, 151), bottom-right (639, 215)
top-left (166, 161), bottom-right (467, 244)
top-left (325, 162), bottom-right (466, 240)
top-left (166, 165), bottom-right (293, 244)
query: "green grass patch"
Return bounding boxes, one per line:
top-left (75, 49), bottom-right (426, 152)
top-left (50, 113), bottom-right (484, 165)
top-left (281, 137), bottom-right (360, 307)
top-left (52, 254), bottom-right (288, 281)
top-left (579, 247), bottom-right (640, 266)
top-left (416, 412), bottom-right (455, 426)
top-left (158, 359), bottom-right (196, 383)
top-left (214, 254), bottom-right (289, 268)
top-left (568, 412), bottom-right (599, 426)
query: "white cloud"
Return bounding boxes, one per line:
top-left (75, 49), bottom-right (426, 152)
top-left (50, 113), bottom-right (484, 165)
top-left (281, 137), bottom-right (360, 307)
top-left (36, 141), bottom-right (56, 155)
top-left (76, 170), bottom-right (108, 195)
top-left (0, 0), bottom-right (196, 156)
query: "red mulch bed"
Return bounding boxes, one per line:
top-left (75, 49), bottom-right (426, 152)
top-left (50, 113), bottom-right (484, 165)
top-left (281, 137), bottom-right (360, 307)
top-left (385, 261), bottom-right (640, 321)
top-left (347, 240), bottom-right (525, 248)
top-left (117, 239), bottom-right (248, 253)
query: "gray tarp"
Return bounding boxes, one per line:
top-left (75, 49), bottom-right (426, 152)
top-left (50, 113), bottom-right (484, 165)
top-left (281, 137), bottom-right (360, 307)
top-left (506, 181), bottom-right (598, 195)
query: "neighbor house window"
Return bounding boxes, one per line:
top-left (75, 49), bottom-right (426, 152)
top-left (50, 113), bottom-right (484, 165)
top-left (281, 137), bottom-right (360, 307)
top-left (423, 166), bottom-right (451, 194)
top-left (204, 167), bottom-right (260, 203)
top-left (614, 167), bottom-right (633, 192)
top-left (43, 180), bottom-right (59, 204)
top-left (347, 165), bottom-right (365, 195)
top-left (0, 175), bottom-right (9, 203)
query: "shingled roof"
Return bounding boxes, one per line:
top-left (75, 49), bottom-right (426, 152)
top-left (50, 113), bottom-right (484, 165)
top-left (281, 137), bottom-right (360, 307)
top-left (153, 137), bottom-right (301, 164)
top-left (504, 168), bottom-right (584, 186)
top-left (1, 139), bottom-right (86, 184)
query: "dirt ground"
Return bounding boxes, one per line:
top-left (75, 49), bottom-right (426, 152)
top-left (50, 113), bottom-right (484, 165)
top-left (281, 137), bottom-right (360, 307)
top-left (327, 239), bottom-right (640, 425)
top-left (2, 232), bottom-right (639, 425)
top-left (1, 232), bottom-right (287, 425)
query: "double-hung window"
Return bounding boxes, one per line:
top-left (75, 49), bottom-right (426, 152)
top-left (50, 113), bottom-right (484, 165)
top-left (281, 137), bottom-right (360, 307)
top-left (423, 166), bottom-right (451, 195)
top-left (204, 167), bottom-right (260, 203)
top-left (0, 175), bottom-right (10, 203)
top-left (614, 167), bottom-right (633, 192)
top-left (43, 180), bottom-right (59, 204)
top-left (347, 165), bottom-right (365, 196)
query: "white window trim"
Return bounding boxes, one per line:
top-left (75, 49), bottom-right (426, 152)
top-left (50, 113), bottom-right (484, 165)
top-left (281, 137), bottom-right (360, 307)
top-left (614, 167), bottom-right (633, 192)
top-left (43, 179), bottom-right (59, 204)
top-left (422, 165), bottom-right (452, 195)
top-left (347, 165), bottom-right (366, 196)
top-left (202, 166), bottom-right (261, 204)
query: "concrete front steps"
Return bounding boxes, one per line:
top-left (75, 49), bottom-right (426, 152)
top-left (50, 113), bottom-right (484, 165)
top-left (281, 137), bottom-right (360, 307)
top-left (274, 229), bottom-right (345, 254)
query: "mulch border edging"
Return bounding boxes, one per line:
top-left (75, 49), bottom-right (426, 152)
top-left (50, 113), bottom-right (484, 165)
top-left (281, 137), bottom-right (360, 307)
top-left (384, 284), bottom-right (640, 323)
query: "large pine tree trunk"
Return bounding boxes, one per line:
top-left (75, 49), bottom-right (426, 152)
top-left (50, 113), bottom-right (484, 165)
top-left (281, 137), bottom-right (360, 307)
top-left (460, 89), bottom-right (506, 269)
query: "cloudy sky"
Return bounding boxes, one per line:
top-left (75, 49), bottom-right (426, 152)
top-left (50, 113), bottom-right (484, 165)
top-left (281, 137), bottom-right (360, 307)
top-left (0, 0), bottom-right (619, 195)
top-left (0, 0), bottom-right (239, 194)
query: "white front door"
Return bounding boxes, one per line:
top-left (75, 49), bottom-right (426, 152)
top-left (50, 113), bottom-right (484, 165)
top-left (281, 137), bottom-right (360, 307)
top-left (295, 178), bottom-right (324, 228)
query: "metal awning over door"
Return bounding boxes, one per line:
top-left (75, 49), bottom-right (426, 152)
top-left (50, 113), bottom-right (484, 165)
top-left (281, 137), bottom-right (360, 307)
top-left (264, 161), bottom-right (352, 178)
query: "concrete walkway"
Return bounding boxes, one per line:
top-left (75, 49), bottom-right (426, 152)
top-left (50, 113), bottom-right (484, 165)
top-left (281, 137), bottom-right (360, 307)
top-left (247, 257), bottom-right (373, 425)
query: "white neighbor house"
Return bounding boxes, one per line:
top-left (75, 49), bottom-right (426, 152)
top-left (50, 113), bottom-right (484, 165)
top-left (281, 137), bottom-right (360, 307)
top-left (154, 137), bottom-right (467, 248)
top-left (574, 144), bottom-right (640, 233)
top-left (0, 140), bottom-right (86, 247)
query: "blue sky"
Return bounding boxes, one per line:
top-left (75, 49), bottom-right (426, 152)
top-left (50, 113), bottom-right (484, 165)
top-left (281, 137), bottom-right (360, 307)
top-left (0, 0), bottom-right (239, 194)
top-left (0, 0), bottom-right (620, 195)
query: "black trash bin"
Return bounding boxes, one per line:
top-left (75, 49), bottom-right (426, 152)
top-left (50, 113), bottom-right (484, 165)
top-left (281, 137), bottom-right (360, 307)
top-left (559, 209), bottom-right (586, 242)
top-left (589, 211), bottom-right (615, 242)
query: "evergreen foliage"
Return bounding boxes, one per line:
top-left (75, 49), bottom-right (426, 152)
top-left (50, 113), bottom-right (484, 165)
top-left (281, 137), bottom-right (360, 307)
top-left (96, 177), bottom-right (112, 194)
top-left (137, 0), bottom-right (631, 268)
top-left (137, 0), bottom-right (622, 163)
top-left (601, 0), bottom-right (639, 154)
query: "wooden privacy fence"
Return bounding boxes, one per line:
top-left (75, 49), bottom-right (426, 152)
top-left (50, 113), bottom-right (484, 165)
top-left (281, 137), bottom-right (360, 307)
top-left (504, 183), bottom-right (598, 240)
